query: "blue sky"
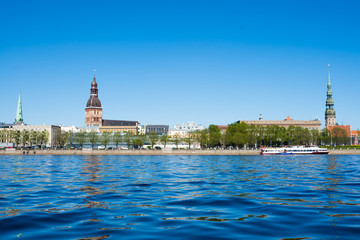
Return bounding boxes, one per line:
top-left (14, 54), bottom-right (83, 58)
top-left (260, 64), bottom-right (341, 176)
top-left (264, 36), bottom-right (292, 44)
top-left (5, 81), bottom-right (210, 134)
top-left (1, 0), bottom-right (359, 129)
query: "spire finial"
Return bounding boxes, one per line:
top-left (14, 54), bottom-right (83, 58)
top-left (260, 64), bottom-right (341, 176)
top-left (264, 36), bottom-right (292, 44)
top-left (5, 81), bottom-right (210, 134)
top-left (327, 64), bottom-right (331, 86)
top-left (93, 69), bottom-right (96, 77)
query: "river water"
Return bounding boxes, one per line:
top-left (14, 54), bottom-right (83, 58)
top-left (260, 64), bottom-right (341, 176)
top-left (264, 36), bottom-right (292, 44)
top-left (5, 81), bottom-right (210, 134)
top-left (0, 155), bottom-right (359, 240)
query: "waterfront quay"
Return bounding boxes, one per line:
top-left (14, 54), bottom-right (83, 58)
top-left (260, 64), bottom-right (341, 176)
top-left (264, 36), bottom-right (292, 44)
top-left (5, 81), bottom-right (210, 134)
top-left (1, 149), bottom-right (359, 155)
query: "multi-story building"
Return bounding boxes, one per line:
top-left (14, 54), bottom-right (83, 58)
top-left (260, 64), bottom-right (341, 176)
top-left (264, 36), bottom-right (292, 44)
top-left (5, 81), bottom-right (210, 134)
top-left (168, 129), bottom-right (188, 138)
top-left (11, 124), bottom-right (61, 147)
top-left (237, 115), bottom-right (321, 131)
top-left (60, 125), bottom-right (79, 133)
top-left (99, 120), bottom-right (139, 134)
top-left (145, 125), bottom-right (169, 135)
top-left (173, 122), bottom-right (205, 132)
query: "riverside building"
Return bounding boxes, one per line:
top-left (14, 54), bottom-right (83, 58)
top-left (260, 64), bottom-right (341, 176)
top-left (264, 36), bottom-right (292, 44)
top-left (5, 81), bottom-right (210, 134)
top-left (12, 124), bottom-right (61, 147)
top-left (173, 122), bottom-right (205, 132)
top-left (145, 125), bottom-right (169, 136)
top-left (99, 120), bottom-right (139, 134)
top-left (237, 115), bottom-right (321, 131)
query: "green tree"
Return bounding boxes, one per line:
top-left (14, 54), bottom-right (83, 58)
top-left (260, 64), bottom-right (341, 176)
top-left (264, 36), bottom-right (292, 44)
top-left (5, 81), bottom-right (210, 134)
top-left (0, 130), bottom-right (3, 143)
top-left (133, 134), bottom-right (146, 149)
top-left (35, 130), bottom-right (42, 146)
top-left (53, 128), bottom-right (61, 148)
top-left (40, 130), bottom-right (49, 148)
top-left (21, 130), bottom-right (30, 148)
top-left (0, 130), bottom-right (6, 143)
top-left (286, 125), bottom-right (296, 145)
top-left (183, 132), bottom-right (195, 149)
top-left (199, 129), bottom-right (209, 149)
top-left (160, 134), bottom-right (169, 149)
top-left (87, 130), bottom-right (99, 149)
top-left (172, 133), bottom-right (182, 149)
top-left (256, 125), bottom-right (265, 147)
top-left (124, 132), bottom-right (133, 149)
top-left (60, 131), bottom-right (70, 148)
top-left (75, 130), bottom-right (86, 148)
top-left (100, 131), bottom-right (111, 149)
top-left (112, 132), bottom-right (123, 149)
top-left (320, 128), bottom-right (331, 145)
top-left (219, 132), bottom-right (226, 149)
top-left (148, 131), bottom-right (159, 148)
top-left (246, 124), bottom-right (258, 148)
top-left (68, 130), bottom-right (74, 148)
top-left (13, 131), bottom-right (21, 147)
top-left (29, 130), bottom-right (37, 147)
top-left (5, 130), bottom-right (14, 143)
top-left (310, 129), bottom-right (320, 146)
top-left (233, 132), bottom-right (246, 149)
top-left (209, 125), bottom-right (221, 148)
top-left (331, 127), bottom-right (348, 145)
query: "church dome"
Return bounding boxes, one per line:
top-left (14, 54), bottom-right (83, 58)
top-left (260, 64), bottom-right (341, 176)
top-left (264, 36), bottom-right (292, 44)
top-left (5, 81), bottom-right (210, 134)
top-left (325, 108), bottom-right (335, 117)
top-left (86, 96), bottom-right (101, 108)
top-left (86, 75), bottom-right (102, 108)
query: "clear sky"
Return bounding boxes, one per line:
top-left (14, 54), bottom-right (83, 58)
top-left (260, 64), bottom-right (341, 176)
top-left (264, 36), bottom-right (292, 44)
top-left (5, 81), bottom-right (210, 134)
top-left (1, 0), bottom-right (359, 129)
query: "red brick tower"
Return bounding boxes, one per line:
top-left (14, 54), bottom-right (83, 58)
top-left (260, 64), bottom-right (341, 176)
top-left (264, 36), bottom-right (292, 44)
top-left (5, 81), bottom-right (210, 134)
top-left (85, 76), bottom-right (102, 126)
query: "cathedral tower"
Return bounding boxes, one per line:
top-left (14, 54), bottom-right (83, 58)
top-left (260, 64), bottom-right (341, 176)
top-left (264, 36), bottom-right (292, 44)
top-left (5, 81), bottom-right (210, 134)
top-left (325, 66), bottom-right (336, 127)
top-left (14, 91), bottom-right (24, 124)
top-left (85, 75), bottom-right (102, 126)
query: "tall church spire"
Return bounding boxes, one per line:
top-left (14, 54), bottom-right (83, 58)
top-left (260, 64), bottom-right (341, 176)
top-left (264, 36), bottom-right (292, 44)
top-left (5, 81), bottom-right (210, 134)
top-left (85, 72), bottom-right (103, 127)
top-left (14, 91), bottom-right (24, 124)
top-left (325, 65), bottom-right (336, 127)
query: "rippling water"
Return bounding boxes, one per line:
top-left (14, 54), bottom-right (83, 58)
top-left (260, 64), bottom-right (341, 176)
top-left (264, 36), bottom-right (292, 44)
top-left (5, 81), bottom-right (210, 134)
top-left (1, 155), bottom-right (360, 240)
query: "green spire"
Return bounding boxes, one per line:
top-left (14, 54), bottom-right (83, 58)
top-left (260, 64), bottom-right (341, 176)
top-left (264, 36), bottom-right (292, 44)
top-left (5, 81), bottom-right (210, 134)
top-left (327, 65), bottom-right (332, 96)
top-left (15, 91), bottom-right (23, 123)
top-left (325, 65), bottom-right (336, 127)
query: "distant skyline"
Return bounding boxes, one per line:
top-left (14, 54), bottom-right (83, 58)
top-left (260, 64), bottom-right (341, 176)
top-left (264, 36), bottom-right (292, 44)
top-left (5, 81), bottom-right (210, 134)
top-left (1, 0), bottom-right (359, 129)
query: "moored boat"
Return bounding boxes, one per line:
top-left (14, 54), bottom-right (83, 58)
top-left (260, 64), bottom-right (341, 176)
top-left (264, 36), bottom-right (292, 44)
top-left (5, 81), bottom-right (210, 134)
top-left (260, 146), bottom-right (329, 155)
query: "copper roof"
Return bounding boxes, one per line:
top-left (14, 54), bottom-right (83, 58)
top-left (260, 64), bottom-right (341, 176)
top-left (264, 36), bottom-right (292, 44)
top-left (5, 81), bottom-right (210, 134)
top-left (86, 96), bottom-right (102, 108)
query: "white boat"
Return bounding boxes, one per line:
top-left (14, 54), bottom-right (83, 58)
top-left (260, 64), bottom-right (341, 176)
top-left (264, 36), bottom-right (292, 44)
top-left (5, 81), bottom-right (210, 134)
top-left (260, 146), bottom-right (329, 155)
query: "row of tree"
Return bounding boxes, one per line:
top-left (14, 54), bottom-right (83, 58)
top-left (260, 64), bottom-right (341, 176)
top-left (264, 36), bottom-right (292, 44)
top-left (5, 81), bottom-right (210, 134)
top-left (57, 130), bottom-right (173, 149)
top-left (1, 123), bottom-right (356, 149)
top-left (192, 123), bottom-right (353, 148)
top-left (0, 129), bottom-right (49, 148)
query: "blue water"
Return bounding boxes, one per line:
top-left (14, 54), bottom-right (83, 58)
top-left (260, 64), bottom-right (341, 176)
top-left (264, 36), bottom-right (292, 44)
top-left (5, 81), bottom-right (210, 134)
top-left (0, 155), bottom-right (360, 240)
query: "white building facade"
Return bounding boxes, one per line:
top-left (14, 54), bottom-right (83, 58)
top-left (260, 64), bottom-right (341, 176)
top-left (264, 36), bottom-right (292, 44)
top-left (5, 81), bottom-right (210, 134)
top-left (173, 122), bottom-right (205, 132)
top-left (12, 125), bottom-right (61, 147)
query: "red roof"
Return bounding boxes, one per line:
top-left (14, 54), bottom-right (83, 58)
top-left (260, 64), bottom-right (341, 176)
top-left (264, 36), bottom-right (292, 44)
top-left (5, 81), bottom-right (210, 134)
top-left (218, 125), bottom-right (229, 130)
top-left (328, 125), bottom-right (351, 137)
top-left (285, 116), bottom-right (293, 120)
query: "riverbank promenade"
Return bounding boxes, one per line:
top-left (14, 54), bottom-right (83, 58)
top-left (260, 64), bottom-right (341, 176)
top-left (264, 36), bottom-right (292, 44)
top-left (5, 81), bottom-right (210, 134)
top-left (1, 149), bottom-right (360, 155)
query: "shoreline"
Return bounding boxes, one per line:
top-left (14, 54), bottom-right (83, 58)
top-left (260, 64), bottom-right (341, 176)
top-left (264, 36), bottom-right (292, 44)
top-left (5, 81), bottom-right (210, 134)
top-left (1, 149), bottom-right (360, 156)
